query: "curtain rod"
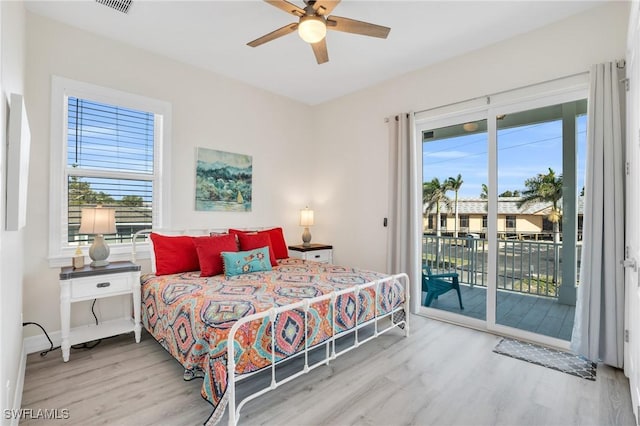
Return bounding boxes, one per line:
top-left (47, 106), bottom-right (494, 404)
top-left (414, 69), bottom-right (591, 116)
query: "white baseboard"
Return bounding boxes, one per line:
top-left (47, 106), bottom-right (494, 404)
top-left (23, 330), bottom-right (61, 355)
top-left (10, 344), bottom-right (27, 426)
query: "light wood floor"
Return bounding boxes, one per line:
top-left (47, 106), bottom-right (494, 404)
top-left (21, 316), bottom-right (635, 426)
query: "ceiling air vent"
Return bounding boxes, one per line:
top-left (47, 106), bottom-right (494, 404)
top-left (96, 0), bottom-right (132, 14)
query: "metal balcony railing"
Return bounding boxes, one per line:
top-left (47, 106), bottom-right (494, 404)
top-left (422, 234), bottom-right (582, 299)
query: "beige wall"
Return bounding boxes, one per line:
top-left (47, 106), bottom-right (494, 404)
top-left (1, 0), bottom-right (27, 418)
top-left (468, 216), bottom-right (485, 234)
top-left (311, 2), bottom-right (628, 272)
top-left (23, 13), bottom-right (312, 340)
top-left (513, 216), bottom-right (544, 234)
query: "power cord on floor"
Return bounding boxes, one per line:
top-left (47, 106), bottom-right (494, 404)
top-left (22, 321), bottom-right (59, 357)
top-left (23, 299), bottom-right (105, 357)
top-left (91, 298), bottom-right (98, 325)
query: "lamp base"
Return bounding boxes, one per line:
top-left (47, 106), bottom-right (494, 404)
top-left (302, 227), bottom-right (312, 247)
top-left (89, 234), bottom-right (110, 268)
top-left (90, 259), bottom-right (110, 268)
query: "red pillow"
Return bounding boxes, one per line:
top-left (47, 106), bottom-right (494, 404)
top-left (194, 234), bottom-right (238, 277)
top-left (260, 228), bottom-right (288, 259)
top-left (228, 229), bottom-right (249, 236)
top-left (236, 233), bottom-right (277, 266)
top-left (229, 228), bottom-right (288, 259)
top-left (150, 233), bottom-right (199, 276)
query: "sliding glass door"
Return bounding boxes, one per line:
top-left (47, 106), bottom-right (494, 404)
top-left (421, 114), bottom-right (488, 324)
top-left (493, 100), bottom-right (587, 342)
top-left (417, 83), bottom-right (588, 346)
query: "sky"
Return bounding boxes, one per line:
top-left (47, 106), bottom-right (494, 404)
top-left (422, 114), bottom-right (587, 199)
top-left (67, 97), bottom-right (155, 202)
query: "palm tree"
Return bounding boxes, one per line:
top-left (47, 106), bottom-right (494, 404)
top-left (480, 183), bottom-right (488, 199)
top-left (479, 183), bottom-right (489, 214)
top-left (423, 178), bottom-right (453, 237)
top-left (447, 174), bottom-right (463, 238)
top-left (517, 168), bottom-right (563, 244)
top-left (423, 178), bottom-right (453, 268)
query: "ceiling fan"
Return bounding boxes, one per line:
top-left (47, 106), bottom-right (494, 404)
top-left (247, 0), bottom-right (391, 64)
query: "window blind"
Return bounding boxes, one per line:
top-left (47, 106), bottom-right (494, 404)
top-left (67, 97), bottom-right (154, 173)
top-left (66, 97), bottom-right (155, 244)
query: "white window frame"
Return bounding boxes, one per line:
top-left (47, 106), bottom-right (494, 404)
top-left (48, 76), bottom-right (172, 267)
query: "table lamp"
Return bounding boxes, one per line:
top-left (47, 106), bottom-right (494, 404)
top-left (79, 205), bottom-right (116, 267)
top-left (300, 207), bottom-right (314, 247)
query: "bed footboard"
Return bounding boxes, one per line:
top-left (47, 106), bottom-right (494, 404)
top-left (225, 273), bottom-right (410, 426)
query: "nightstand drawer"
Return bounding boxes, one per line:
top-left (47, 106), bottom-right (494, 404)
top-left (306, 250), bottom-right (331, 263)
top-left (288, 244), bottom-right (333, 264)
top-left (69, 274), bottom-right (132, 300)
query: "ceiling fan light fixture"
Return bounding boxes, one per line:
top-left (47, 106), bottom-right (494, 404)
top-left (298, 15), bottom-right (326, 44)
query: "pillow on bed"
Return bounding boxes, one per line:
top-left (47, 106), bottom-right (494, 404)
top-left (150, 233), bottom-right (200, 276)
top-left (221, 247), bottom-right (272, 277)
top-left (235, 232), bottom-right (278, 267)
top-left (259, 227), bottom-right (288, 259)
top-left (194, 234), bottom-right (238, 277)
top-left (229, 227), bottom-right (288, 260)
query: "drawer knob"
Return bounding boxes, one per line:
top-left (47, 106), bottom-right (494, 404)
top-left (96, 282), bottom-right (111, 288)
top-left (314, 254), bottom-right (321, 258)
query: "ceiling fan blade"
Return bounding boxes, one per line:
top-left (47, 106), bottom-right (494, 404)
top-left (312, 0), bottom-right (340, 16)
top-left (264, 0), bottom-right (305, 17)
top-left (247, 23), bottom-right (298, 47)
top-left (326, 15), bottom-right (390, 39)
top-left (311, 38), bottom-right (329, 64)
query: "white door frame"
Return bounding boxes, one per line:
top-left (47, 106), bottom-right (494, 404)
top-left (416, 106), bottom-right (488, 330)
top-left (624, 2), bottom-right (640, 421)
top-left (487, 88), bottom-right (587, 350)
top-left (415, 80), bottom-right (588, 349)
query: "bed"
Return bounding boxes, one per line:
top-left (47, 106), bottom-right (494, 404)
top-left (133, 229), bottom-right (409, 425)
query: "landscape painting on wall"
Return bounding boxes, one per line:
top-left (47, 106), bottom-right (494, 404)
top-left (195, 147), bottom-right (252, 212)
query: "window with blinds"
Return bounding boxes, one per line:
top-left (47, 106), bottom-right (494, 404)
top-left (66, 97), bottom-right (154, 245)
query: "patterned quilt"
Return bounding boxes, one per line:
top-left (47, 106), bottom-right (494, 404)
top-left (141, 258), bottom-right (405, 424)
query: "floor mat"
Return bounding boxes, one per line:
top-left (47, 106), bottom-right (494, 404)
top-left (493, 337), bottom-right (596, 381)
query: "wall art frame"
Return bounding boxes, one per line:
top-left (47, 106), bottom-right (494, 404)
top-left (195, 147), bottom-right (252, 212)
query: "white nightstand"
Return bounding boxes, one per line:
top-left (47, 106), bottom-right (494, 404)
top-left (288, 244), bottom-right (333, 264)
top-left (59, 261), bottom-right (142, 362)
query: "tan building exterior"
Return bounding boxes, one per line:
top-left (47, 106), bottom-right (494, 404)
top-left (424, 197), bottom-right (584, 240)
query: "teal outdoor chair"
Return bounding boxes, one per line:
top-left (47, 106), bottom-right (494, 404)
top-left (422, 266), bottom-right (464, 309)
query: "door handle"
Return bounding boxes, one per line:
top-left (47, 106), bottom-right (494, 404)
top-left (621, 258), bottom-right (637, 272)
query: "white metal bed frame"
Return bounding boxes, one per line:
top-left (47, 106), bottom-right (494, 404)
top-left (132, 230), bottom-right (410, 426)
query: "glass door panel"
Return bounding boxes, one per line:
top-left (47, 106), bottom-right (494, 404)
top-left (421, 118), bottom-right (488, 321)
top-left (495, 100), bottom-right (586, 341)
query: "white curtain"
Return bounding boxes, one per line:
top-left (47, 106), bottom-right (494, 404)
top-left (387, 113), bottom-right (421, 313)
top-left (571, 62), bottom-right (625, 367)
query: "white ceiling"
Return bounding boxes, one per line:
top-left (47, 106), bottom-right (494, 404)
top-left (24, 0), bottom-right (606, 105)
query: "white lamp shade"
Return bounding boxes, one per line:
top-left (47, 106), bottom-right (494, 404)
top-left (79, 207), bottom-right (116, 235)
top-left (298, 16), bottom-right (326, 44)
top-left (300, 208), bottom-right (314, 227)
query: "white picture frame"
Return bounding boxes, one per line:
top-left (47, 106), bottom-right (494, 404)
top-left (6, 93), bottom-right (31, 231)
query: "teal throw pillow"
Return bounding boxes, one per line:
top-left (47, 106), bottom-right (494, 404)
top-left (221, 246), bottom-right (272, 277)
